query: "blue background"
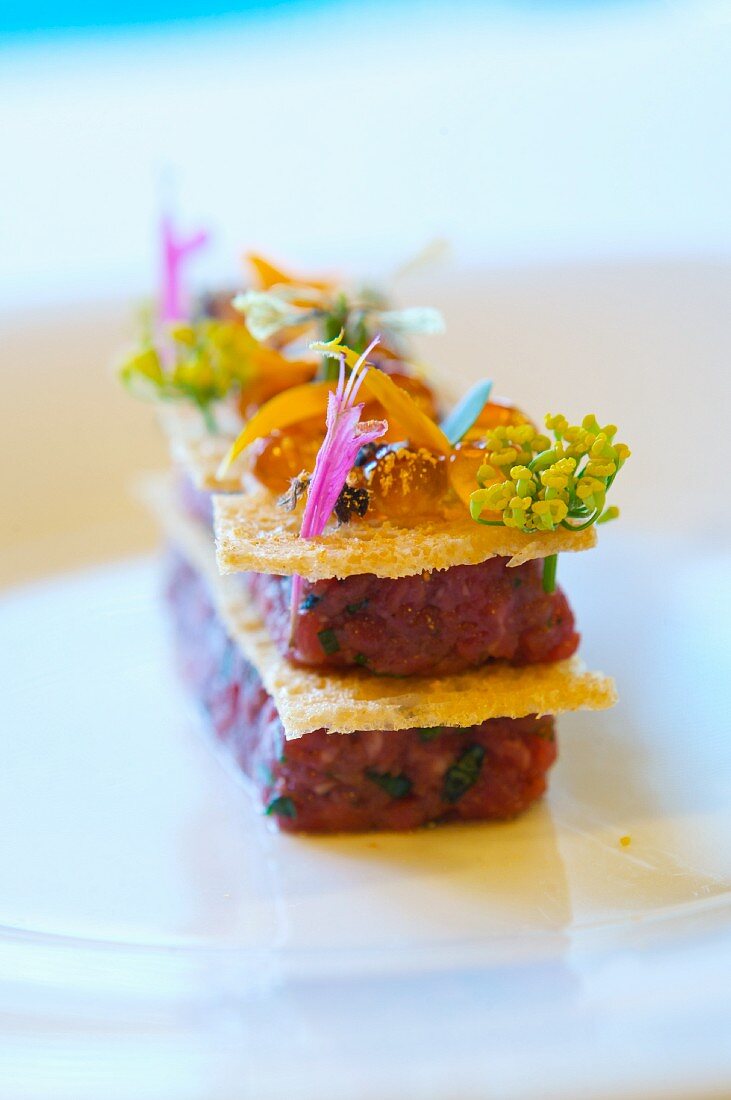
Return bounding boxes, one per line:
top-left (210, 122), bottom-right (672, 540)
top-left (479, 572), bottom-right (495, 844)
top-left (1, 0), bottom-right (637, 38)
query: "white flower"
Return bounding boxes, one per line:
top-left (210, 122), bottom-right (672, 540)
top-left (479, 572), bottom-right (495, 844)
top-left (233, 290), bottom-right (310, 341)
top-left (373, 307), bottom-right (445, 336)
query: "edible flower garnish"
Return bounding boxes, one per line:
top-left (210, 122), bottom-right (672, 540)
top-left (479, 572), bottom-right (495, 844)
top-left (235, 274), bottom-right (444, 360)
top-left (247, 253), bottom-right (332, 294)
top-left (469, 414), bottom-right (630, 592)
top-left (300, 339), bottom-right (387, 538)
top-left (159, 215), bottom-right (209, 323)
top-left (234, 286), bottom-right (323, 343)
top-left (218, 380), bottom-right (333, 474)
top-left (290, 339), bottom-right (388, 625)
top-left (219, 335), bottom-right (450, 474)
top-left (120, 321), bottom-right (251, 430)
top-left (440, 379), bottom-right (494, 445)
top-left (120, 320), bottom-right (314, 433)
top-left (314, 334), bottom-right (451, 455)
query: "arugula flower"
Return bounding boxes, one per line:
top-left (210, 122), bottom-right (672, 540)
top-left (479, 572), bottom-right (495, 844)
top-left (469, 414), bottom-right (630, 592)
top-left (234, 275), bottom-right (443, 363)
top-left (234, 286), bottom-right (323, 342)
top-left (290, 338), bottom-right (388, 625)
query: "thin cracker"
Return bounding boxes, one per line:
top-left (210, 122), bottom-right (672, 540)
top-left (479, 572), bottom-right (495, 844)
top-left (158, 403), bottom-right (245, 491)
top-left (158, 402), bottom-right (597, 577)
top-left (141, 475), bottom-right (616, 738)
top-left (214, 491), bottom-right (597, 579)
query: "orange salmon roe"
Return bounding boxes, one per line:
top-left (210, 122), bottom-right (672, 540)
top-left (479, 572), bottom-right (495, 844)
top-left (462, 398), bottom-right (533, 440)
top-left (365, 445), bottom-right (448, 520)
top-left (250, 418), bottom-right (325, 494)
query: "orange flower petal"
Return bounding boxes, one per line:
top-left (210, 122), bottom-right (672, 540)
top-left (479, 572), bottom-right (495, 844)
top-left (246, 253), bottom-right (332, 292)
top-left (361, 368), bottom-right (451, 456)
top-left (219, 382), bottom-right (333, 475)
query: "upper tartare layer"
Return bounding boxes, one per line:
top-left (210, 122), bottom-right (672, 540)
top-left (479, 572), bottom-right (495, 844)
top-left (213, 489), bottom-right (597, 579)
top-left (140, 474), bottom-right (616, 738)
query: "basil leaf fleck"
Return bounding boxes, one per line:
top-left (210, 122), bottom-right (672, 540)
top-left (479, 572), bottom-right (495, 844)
top-left (418, 726), bottom-right (444, 742)
top-left (443, 744), bottom-right (485, 803)
top-left (365, 769), bottom-right (412, 799)
top-left (265, 795), bottom-right (296, 819)
top-left (317, 628), bottom-right (340, 655)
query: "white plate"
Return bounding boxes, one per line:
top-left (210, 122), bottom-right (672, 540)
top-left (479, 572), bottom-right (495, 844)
top-left (0, 533), bottom-right (729, 1100)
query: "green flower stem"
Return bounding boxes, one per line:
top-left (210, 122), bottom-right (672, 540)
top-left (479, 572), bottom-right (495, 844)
top-left (198, 401), bottom-right (218, 434)
top-left (542, 553), bottom-right (558, 594)
top-left (559, 510), bottom-right (600, 532)
top-left (321, 357), bottom-right (342, 383)
top-left (529, 448), bottom-right (558, 473)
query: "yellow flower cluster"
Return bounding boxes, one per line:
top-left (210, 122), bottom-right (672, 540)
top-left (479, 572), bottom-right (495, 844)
top-left (119, 320), bottom-right (256, 417)
top-left (119, 316), bottom-right (324, 431)
top-left (470, 415), bottom-right (630, 533)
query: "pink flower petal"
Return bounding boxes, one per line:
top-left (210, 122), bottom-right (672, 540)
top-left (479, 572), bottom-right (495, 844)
top-left (160, 215), bottom-right (209, 323)
top-left (290, 338), bottom-right (387, 629)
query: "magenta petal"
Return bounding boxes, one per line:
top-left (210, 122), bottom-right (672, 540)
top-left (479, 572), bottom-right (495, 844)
top-left (299, 355), bottom-right (387, 543)
top-left (290, 349), bottom-right (388, 637)
top-left (159, 215), bottom-right (209, 323)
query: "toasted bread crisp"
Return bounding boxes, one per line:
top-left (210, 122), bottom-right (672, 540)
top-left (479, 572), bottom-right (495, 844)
top-left (158, 404), bottom-right (245, 491)
top-left (141, 475), bottom-right (616, 738)
top-left (159, 400), bottom-right (597, 577)
top-left (214, 491), bottom-right (597, 580)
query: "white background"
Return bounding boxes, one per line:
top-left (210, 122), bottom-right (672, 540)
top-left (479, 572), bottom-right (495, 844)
top-left (1, 0), bottom-right (731, 307)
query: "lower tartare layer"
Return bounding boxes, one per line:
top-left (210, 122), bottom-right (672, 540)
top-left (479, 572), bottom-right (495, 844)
top-left (166, 552), bottom-right (558, 833)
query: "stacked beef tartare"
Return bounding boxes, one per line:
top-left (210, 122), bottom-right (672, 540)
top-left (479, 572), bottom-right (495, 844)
top-left (167, 553), bottom-right (559, 832)
top-left (128, 256), bottom-right (618, 833)
top-left (158, 445), bottom-right (613, 833)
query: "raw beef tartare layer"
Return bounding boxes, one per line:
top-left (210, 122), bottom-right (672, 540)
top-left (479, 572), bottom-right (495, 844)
top-left (167, 553), bottom-right (557, 832)
top-left (245, 557), bottom-right (579, 678)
